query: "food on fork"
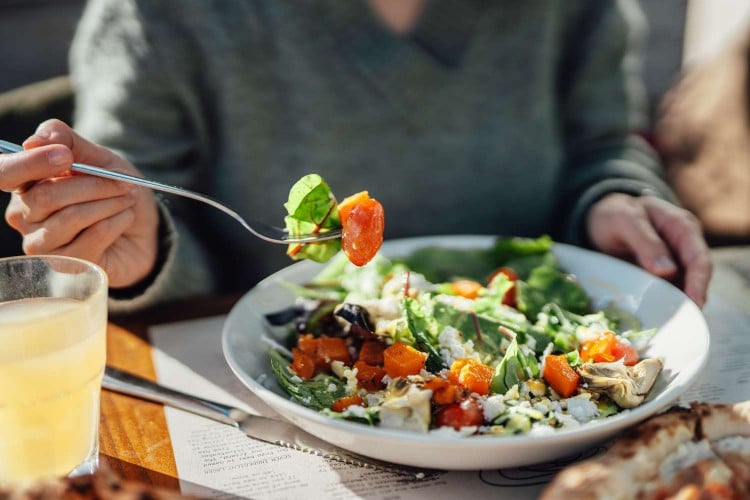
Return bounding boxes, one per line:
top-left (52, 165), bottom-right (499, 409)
top-left (284, 174), bottom-right (384, 266)
top-left (541, 401), bottom-right (750, 499)
top-left (265, 236), bottom-right (664, 436)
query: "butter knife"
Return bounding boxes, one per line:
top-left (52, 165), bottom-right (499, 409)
top-left (103, 366), bottom-right (433, 479)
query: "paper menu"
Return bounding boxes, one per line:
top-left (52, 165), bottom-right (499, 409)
top-left (149, 293), bottom-right (750, 499)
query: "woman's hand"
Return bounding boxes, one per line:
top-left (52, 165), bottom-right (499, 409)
top-left (1, 120), bottom-right (159, 288)
top-left (586, 193), bottom-right (712, 307)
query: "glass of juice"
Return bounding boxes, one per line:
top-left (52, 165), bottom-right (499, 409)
top-left (0, 255), bottom-right (107, 484)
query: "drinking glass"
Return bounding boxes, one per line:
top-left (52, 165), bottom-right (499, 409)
top-left (0, 255), bottom-right (108, 484)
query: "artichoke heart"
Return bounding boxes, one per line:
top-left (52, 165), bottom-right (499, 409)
top-left (379, 378), bottom-right (432, 433)
top-left (577, 358), bottom-right (663, 409)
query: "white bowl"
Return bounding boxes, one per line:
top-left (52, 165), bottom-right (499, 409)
top-left (222, 235), bottom-right (709, 470)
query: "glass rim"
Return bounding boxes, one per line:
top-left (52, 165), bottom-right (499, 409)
top-left (0, 254), bottom-right (108, 285)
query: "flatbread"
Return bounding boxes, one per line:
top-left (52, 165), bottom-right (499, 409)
top-left (0, 465), bottom-right (190, 500)
top-left (541, 401), bottom-right (750, 500)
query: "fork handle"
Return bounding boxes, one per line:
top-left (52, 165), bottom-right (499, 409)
top-left (103, 366), bottom-right (247, 428)
top-left (0, 139), bottom-right (260, 238)
top-left (0, 139), bottom-right (233, 209)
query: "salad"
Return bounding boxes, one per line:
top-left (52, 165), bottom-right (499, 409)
top-left (266, 236), bottom-right (663, 436)
top-left (283, 174), bottom-right (384, 266)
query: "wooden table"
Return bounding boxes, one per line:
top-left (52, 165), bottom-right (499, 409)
top-left (97, 247), bottom-right (750, 493)
top-left (99, 294), bottom-right (241, 492)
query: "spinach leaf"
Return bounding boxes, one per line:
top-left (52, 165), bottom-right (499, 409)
top-left (269, 349), bottom-right (347, 411)
top-left (491, 338), bottom-right (535, 394)
top-left (404, 297), bottom-right (448, 372)
top-left (516, 266), bottom-right (589, 320)
top-left (284, 174), bottom-right (342, 263)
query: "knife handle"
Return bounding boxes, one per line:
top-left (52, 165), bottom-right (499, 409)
top-left (103, 366), bottom-right (249, 428)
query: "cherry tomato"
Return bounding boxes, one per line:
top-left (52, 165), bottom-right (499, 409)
top-left (487, 267), bottom-right (518, 306)
top-left (611, 341), bottom-right (639, 366)
top-left (341, 197), bottom-right (384, 266)
top-left (434, 400), bottom-right (484, 430)
top-left (581, 331), bottom-right (639, 366)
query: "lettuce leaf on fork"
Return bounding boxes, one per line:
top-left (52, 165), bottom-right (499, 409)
top-left (284, 174), bottom-right (342, 262)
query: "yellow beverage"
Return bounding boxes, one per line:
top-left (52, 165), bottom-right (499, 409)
top-left (0, 296), bottom-right (107, 483)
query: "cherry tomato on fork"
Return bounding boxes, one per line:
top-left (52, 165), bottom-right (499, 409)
top-left (338, 191), bottom-right (384, 266)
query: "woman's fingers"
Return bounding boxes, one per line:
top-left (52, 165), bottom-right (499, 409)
top-left (587, 193), bottom-right (678, 276)
top-left (20, 195), bottom-right (137, 254)
top-left (8, 174), bottom-right (134, 225)
top-left (587, 193), bottom-right (712, 307)
top-left (52, 208), bottom-right (136, 264)
top-left (643, 198), bottom-right (713, 307)
top-left (23, 119), bottom-right (121, 170)
top-left (613, 207), bottom-right (678, 278)
top-left (0, 145), bottom-right (73, 192)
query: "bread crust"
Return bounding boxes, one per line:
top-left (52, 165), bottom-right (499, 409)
top-left (542, 403), bottom-right (750, 500)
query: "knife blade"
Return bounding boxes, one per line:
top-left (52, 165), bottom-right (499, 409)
top-left (103, 366), bottom-right (435, 479)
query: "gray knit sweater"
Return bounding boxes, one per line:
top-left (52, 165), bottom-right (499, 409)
top-left (70, 0), bottom-right (674, 310)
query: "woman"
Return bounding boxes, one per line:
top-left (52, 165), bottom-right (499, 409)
top-left (0, 0), bottom-right (711, 310)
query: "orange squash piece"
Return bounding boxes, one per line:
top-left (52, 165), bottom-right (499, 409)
top-left (449, 358), bottom-right (493, 395)
top-left (316, 337), bottom-right (351, 369)
top-left (423, 377), bottom-right (460, 405)
top-left (353, 360), bottom-right (387, 391)
top-left (297, 333), bottom-right (318, 355)
top-left (291, 348), bottom-right (315, 380)
top-left (331, 395), bottom-right (365, 413)
top-left (543, 355), bottom-right (580, 398)
top-left (450, 280), bottom-right (483, 299)
top-left (358, 340), bottom-right (387, 366)
top-left (383, 342), bottom-right (427, 378)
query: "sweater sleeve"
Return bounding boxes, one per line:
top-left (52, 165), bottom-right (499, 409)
top-left (556, 0), bottom-right (676, 246)
top-left (70, 0), bottom-right (217, 312)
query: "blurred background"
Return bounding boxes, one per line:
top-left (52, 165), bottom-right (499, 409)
top-left (0, 0), bottom-right (748, 255)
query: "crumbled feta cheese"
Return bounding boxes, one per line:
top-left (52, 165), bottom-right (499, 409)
top-left (480, 395), bottom-right (507, 422)
top-left (554, 412), bottom-right (581, 428)
top-left (566, 395), bottom-right (599, 422)
top-left (365, 393), bottom-right (383, 407)
top-left (503, 384), bottom-right (520, 401)
top-left (438, 326), bottom-right (478, 365)
top-left (529, 423), bottom-right (556, 436)
top-left (326, 383), bottom-right (338, 393)
top-left (331, 360), bottom-right (359, 394)
top-left (435, 294), bottom-right (475, 312)
top-left (343, 405), bottom-right (367, 418)
top-left (519, 382), bottom-right (531, 398)
top-left (533, 403), bottom-right (550, 416)
top-left (382, 271), bottom-right (436, 298)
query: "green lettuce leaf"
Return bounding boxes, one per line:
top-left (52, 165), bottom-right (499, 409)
top-left (516, 266), bottom-right (589, 320)
top-left (269, 349), bottom-right (346, 410)
top-left (404, 297), bottom-right (448, 372)
top-left (284, 174), bottom-right (342, 263)
top-left (491, 338), bottom-right (528, 395)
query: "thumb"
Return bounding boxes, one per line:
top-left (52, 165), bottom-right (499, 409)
top-left (23, 119), bottom-right (120, 170)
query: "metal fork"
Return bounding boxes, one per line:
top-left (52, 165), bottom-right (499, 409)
top-left (0, 139), bottom-right (341, 245)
